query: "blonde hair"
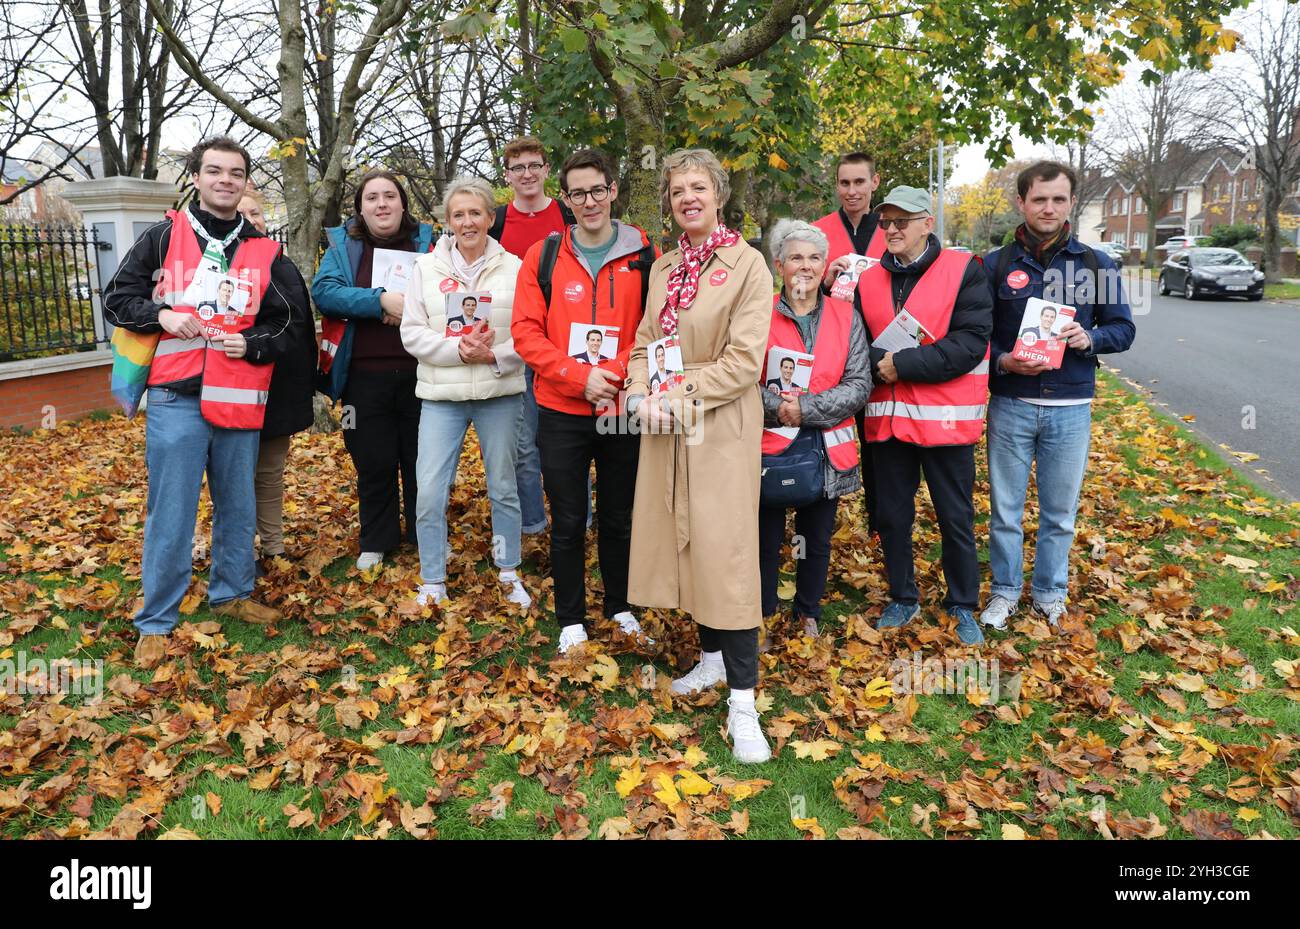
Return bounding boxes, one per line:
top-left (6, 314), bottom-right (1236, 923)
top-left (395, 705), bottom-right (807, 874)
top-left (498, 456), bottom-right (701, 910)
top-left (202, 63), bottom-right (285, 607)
top-left (659, 148), bottom-right (730, 216)
top-left (442, 175), bottom-right (497, 215)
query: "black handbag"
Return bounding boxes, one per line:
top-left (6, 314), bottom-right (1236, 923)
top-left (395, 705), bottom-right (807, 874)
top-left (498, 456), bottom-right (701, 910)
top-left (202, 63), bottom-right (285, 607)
top-left (760, 428), bottom-right (824, 508)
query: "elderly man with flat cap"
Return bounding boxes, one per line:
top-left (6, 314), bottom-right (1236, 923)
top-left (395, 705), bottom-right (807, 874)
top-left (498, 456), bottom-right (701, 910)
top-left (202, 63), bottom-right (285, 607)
top-left (831, 186), bottom-right (992, 645)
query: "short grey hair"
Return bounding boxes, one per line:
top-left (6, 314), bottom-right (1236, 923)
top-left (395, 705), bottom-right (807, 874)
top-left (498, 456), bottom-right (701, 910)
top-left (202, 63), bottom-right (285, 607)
top-left (659, 148), bottom-right (730, 215)
top-left (442, 175), bottom-right (497, 215)
top-left (769, 219), bottom-right (828, 261)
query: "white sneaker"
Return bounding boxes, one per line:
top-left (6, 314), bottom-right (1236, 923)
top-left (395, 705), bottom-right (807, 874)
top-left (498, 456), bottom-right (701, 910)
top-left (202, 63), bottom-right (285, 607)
top-left (415, 583), bottom-right (446, 607)
top-left (611, 611), bottom-right (655, 645)
top-left (726, 697), bottom-right (771, 764)
top-left (1035, 599), bottom-right (1067, 628)
top-left (801, 616), bottom-right (820, 638)
top-left (500, 574), bottom-right (532, 608)
top-left (558, 623), bottom-right (588, 654)
top-left (671, 657), bottom-right (727, 695)
top-left (980, 595), bottom-right (1016, 630)
top-left (356, 551), bottom-right (384, 572)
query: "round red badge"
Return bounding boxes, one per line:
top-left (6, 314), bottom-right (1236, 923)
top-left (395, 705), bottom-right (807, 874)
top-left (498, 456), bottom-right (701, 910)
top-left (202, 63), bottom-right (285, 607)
top-left (1006, 270), bottom-right (1030, 289)
top-left (709, 269), bottom-right (728, 286)
top-left (439, 277), bottom-right (458, 293)
top-left (564, 281), bottom-right (585, 302)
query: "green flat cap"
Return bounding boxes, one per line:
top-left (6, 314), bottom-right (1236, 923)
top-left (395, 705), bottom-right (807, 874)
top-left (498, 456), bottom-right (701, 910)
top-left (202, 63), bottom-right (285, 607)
top-left (878, 185), bottom-right (932, 214)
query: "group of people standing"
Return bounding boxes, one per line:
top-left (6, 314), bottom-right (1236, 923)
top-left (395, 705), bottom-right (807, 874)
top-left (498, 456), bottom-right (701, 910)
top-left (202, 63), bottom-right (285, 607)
top-left (104, 134), bottom-right (1134, 766)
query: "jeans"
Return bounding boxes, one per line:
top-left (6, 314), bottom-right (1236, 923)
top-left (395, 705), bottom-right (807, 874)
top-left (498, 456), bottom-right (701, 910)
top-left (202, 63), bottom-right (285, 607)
top-left (515, 368), bottom-right (549, 533)
top-left (536, 407), bottom-right (638, 627)
top-left (135, 388), bottom-right (260, 635)
top-left (987, 395), bottom-right (1092, 606)
top-left (341, 369), bottom-right (420, 552)
top-left (872, 438), bottom-right (979, 610)
top-left (759, 495), bottom-right (837, 619)
top-left (415, 395), bottom-right (523, 583)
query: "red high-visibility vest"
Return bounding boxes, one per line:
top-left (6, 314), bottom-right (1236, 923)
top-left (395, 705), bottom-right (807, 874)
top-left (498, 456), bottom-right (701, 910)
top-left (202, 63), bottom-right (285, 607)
top-left (761, 295), bottom-right (861, 471)
top-left (858, 249), bottom-right (989, 446)
top-left (813, 210), bottom-right (886, 264)
top-left (150, 209), bottom-right (280, 430)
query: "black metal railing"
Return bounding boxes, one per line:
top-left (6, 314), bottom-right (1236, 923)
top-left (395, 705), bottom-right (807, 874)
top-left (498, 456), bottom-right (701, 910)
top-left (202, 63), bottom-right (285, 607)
top-left (0, 224), bottom-right (105, 360)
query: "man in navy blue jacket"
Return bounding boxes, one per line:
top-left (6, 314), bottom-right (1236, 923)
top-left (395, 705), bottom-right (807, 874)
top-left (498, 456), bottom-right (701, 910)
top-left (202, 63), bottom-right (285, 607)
top-left (980, 161), bottom-right (1136, 632)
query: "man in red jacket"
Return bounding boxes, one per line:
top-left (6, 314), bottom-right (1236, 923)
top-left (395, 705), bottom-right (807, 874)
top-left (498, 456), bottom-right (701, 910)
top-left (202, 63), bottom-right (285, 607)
top-left (512, 148), bottom-right (657, 654)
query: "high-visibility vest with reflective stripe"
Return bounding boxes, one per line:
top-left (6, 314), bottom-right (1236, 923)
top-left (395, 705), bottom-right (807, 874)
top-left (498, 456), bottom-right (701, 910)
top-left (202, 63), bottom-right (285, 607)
top-left (319, 318), bottom-right (344, 373)
top-left (858, 249), bottom-right (989, 446)
top-left (761, 295), bottom-right (861, 472)
top-left (813, 210), bottom-right (886, 265)
top-left (149, 209), bottom-right (280, 430)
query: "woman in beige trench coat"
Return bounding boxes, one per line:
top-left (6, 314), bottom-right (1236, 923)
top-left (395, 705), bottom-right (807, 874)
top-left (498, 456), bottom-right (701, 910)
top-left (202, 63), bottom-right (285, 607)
top-left (626, 149), bottom-right (774, 764)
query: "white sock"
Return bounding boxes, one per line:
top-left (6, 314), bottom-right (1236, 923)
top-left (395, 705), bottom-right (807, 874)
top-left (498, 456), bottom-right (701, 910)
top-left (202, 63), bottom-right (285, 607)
top-left (499, 569), bottom-right (518, 583)
top-left (701, 650), bottom-right (723, 667)
top-left (729, 688), bottom-right (755, 707)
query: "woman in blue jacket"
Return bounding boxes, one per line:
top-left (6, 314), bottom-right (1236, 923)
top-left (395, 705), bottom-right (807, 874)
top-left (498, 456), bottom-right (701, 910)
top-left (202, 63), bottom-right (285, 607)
top-left (313, 169), bottom-right (434, 572)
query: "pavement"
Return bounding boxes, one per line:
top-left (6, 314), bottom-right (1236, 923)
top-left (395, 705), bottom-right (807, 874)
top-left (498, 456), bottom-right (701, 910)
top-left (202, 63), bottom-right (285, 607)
top-left (1106, 272), bottom-right (1300, 500)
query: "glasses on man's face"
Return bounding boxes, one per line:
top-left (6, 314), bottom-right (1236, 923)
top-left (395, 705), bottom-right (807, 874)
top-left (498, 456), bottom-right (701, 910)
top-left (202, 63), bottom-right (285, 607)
top-left (506, 162), bottom-right (546, 176)
top-left (878, 215), bottom-right (926, 231)
top-left (564, 185), bottom-right (612, 206)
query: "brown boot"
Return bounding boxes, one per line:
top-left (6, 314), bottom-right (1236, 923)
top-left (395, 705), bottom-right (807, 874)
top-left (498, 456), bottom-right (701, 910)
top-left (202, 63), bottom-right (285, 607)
top-left (211, 597), bottom-right (281, 625)
top-left (134, 634), bottom-right (167, 669)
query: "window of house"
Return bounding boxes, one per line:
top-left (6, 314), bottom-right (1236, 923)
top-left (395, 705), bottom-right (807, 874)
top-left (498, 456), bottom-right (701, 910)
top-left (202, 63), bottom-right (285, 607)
top-left (1172, 192), bottom-right (1184, 211)
top-left (1135, 231), bottom-right (1147, 249)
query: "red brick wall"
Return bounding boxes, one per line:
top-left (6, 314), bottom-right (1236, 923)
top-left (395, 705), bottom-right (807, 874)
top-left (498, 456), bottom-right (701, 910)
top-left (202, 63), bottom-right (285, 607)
top-left (0, 362), bottom-right (114, 430)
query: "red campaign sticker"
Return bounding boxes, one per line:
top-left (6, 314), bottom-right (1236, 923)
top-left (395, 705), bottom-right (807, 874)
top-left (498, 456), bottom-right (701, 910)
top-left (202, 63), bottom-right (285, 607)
top-left (564, 281), bottom-right (585, 302)
top-left (439, 278), bottom-right (458, 293)
top-left (1006, 270), bottom-right (1030, 289)
top-left (709, 269), bottom-right (729, 286)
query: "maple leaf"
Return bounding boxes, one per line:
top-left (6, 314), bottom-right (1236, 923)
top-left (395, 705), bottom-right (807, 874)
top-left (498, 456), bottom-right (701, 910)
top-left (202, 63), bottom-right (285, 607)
top-left (789, 739), bottom-right (841, 761)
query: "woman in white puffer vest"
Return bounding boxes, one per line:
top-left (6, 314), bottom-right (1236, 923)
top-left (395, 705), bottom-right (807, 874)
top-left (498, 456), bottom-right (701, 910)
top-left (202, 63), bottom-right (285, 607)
top-left (401, 176), bottom-right (532, 609)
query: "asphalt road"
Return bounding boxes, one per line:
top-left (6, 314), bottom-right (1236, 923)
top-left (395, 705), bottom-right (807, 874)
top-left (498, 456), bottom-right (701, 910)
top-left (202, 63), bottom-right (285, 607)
top-left (1104, 273), bottom-right (1300, 500)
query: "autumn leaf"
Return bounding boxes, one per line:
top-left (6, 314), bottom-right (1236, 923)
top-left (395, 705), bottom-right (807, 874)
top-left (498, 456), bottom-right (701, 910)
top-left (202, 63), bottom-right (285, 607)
top-left (789, 739), bottom-right (841, 761)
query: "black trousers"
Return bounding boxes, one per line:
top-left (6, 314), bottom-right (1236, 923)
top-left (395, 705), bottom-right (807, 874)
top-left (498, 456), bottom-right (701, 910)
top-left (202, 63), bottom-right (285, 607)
top-left (871, 438), bottom-right (979, 610)
top-left (341, 369), bottom-right (420, 552)
top-left (698, 624), bottom-right (759, 690)
top-left (536, 407), bottom-right (639, 627)
top-left (758, 495), bottom-right (837, 620)
top-left (854, 408), bottom-right (878, 534)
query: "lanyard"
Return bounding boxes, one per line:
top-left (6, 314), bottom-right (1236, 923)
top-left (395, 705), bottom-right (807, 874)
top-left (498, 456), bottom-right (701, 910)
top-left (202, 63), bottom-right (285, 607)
top-left (185, 208), bottom-right (243, 273)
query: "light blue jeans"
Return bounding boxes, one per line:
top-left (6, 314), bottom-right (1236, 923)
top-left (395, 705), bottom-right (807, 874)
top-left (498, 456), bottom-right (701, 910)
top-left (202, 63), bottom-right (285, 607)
top-left (136, 387), bottom-right (260, 635)
top-left (417, 395), bottom-right (523, 583)
top-left (986, 394), bottom-right (1092, 606)
top-left (516, 368), bottom-right (549, 533)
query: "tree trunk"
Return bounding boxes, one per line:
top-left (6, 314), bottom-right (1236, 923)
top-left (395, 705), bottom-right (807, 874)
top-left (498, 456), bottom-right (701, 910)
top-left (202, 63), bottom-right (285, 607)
top-left (1263, 189), bottom-right (1284, 282)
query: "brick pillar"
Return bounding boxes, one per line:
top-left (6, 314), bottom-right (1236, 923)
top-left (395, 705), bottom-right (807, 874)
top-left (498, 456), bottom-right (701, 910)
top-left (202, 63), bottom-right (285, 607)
top-left (1245, 245), bottom-right (1264, 269)
top-left (1280, 248), bottom-right (1297, 278)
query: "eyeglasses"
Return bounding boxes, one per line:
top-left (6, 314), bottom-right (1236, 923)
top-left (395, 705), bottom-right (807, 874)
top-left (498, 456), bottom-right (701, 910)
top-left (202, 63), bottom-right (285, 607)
top-left (506, 162), bottom-right (546, 176)
top-left (878, 215), bottom-right (927, 230)
top-left (564, 185), bottom-right (612, 205)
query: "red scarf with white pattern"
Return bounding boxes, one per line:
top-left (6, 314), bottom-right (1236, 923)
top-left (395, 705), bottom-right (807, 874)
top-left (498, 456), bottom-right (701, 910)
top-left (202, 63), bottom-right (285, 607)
top-left (659, 223), bottom-right (741, 336)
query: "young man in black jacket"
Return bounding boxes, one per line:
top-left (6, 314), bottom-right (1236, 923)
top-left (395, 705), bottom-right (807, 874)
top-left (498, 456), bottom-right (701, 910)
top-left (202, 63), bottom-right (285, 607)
top-left (104, 136), bottom-right (307, 668)
top-left (837, 185), bottom-right (993, 645)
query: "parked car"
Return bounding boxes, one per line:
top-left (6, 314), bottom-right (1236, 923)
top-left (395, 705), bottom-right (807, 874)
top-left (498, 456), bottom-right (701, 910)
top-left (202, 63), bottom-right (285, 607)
top-left (947, 245), bottom-right (972, 253)
top-left (1161, 235), bottom-right (1211, 251)
top-left (1158, 248), bottom-right (1264, 301)
top-left (1095, 242), bottom-right (1127, 266)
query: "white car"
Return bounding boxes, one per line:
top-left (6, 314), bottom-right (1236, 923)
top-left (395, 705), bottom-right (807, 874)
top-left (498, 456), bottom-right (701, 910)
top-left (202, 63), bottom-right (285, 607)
top-left (1162, 235), bottom-right (1210, 251)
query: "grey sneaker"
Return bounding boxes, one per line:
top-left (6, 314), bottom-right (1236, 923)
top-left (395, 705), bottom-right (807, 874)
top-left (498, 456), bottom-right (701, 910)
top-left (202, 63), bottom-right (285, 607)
top-left (980, 595), bottom-right (1016, 630)
top-left (1034, 599), bottom-right (1067, 628)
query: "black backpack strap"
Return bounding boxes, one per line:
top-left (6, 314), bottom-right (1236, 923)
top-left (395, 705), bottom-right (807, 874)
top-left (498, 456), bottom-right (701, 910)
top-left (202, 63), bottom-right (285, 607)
top-left (558, 201), bottom-right (576, 226)
top-left (488, 204), bottom-right (508, 241)
top-left (630, 241), bottom-right (656, 309)
top-left (537, 232), bottom-right (562, 306)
